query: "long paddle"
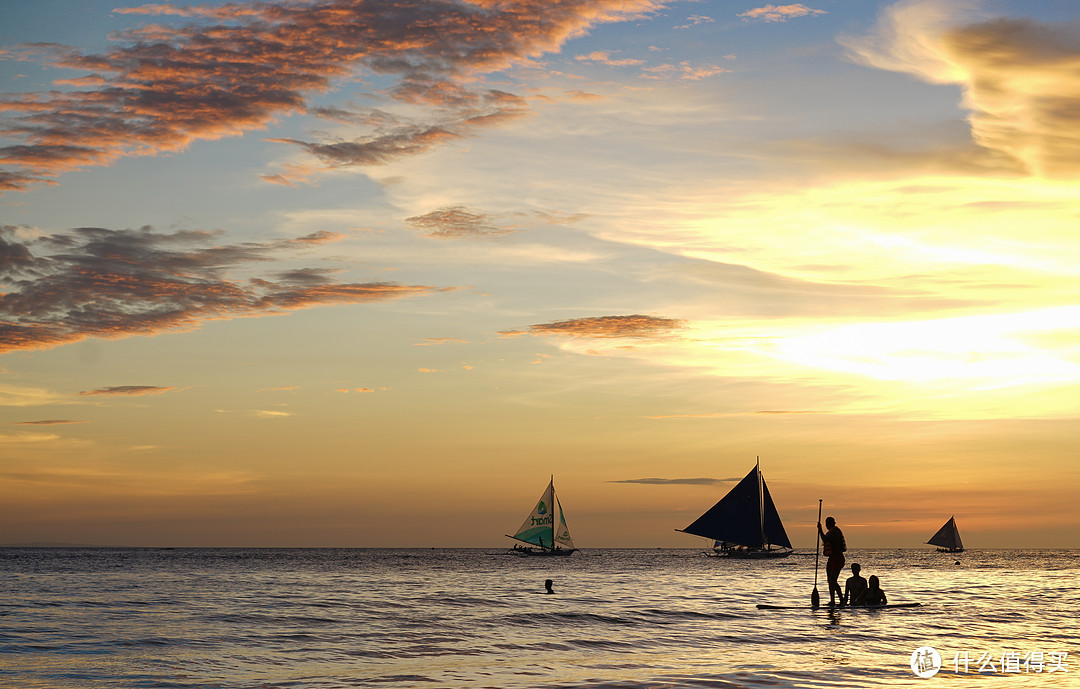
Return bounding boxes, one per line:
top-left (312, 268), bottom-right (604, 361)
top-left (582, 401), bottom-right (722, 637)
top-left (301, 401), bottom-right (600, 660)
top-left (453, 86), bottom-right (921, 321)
top-left (811, 498), bottom-right (822, 608)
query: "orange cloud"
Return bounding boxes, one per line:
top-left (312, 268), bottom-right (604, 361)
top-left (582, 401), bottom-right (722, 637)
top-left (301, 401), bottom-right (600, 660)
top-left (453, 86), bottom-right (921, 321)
top-left (0, 0), bottom-right (665, 192)
top-left (575, 51), bottom-right (646, 67)
top-left (405, 206), bottom-right (515, 239)
top-left (503, 314), bottom-right (685, 339)
top-left (0, 226), bottom-right (440, 353)
top-left (738, 4), bottom-right (827, 22)
top-left (641, 61), bottom-right (730, 80)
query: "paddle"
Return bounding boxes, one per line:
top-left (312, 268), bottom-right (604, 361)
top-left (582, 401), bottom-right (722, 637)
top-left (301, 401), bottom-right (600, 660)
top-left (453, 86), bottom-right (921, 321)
top-left (811, 498), bottom-right (822, 609)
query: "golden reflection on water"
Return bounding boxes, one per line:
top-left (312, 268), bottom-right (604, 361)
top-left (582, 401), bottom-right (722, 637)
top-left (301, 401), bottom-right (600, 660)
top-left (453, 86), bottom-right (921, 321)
top-left (2, 548), bottom-right (1078, 688)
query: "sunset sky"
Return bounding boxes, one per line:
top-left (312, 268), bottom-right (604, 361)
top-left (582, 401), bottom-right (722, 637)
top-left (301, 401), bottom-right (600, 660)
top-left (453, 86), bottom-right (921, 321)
top-left (2, 0), bottom-right (1079, 548)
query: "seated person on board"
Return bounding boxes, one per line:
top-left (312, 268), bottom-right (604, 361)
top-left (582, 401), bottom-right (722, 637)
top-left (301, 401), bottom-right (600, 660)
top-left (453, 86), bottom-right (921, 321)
top-left (864, 575), bottom-right (888, 606)
top-left (843, 563), bottom-right (868, 606)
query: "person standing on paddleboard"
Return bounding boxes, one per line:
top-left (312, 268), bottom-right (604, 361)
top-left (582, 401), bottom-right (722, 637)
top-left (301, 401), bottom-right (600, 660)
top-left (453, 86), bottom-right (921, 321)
top-left (817, 516), bottom-right (846, 606)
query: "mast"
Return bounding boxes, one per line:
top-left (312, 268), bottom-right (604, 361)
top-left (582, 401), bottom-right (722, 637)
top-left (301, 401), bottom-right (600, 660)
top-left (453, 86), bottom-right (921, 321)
top-left (549, 475), bottom-right (555, 551)
top-left (757, 457), bottom-right (766, 549)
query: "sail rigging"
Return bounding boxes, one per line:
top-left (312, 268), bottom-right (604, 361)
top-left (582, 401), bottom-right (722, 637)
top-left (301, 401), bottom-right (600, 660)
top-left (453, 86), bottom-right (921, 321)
top-left (678, 459), bottom-right (792, 555)
top-left (926, 516), bottom-right (964, 552)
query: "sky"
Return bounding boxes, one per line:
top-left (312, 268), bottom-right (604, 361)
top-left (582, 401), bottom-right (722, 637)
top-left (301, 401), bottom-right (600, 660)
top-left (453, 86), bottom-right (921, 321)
top-left (2, 0), bottom-right (1079, 548)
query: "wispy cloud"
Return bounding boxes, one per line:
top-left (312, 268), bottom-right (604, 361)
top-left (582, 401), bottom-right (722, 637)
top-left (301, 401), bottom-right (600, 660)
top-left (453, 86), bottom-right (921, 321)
top-left (0, 432), bottom-right (61, 444)
top-left (0, 226), bottom-right (440, 353)
top-left (415, 337), bottom-right (469, 345)
top-left (13, 419), bottom-right (88, 425)
top-left (253, 410), bottom-right (291, 418)
top-left (576, 51), bottom-right (646, 67)
top-left (405, 206), bottom-right (516, 240)
top-left (501, 314), bottom-right (684, 339)
top-left (674, 15), bottom-right (716, 30)
top-left (0, 0), bottom-right (665, 192)
top-left (841, 0), bottom-right (1080, 177)
top-left (645, 410), bottom-right (829, 419)
top-left (0, 384), bottom-right (70, 408)
top-left (79, 386), bottom-right (176, 397)
top-left (738, 4), bottom-right (827, 22)
top-left (641, 61), bottom-right (730, 80)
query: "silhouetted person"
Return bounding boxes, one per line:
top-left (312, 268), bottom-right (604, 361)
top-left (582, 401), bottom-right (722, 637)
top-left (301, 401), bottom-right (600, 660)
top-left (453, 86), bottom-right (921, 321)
top-left (817, 516), bottom-right (846, 606)
top-left (865, 575), bottom-right (887, 605)
top-left (843, 562), bottom-right (868, 606)
top-left (544, 579), bottom-right (554, 594)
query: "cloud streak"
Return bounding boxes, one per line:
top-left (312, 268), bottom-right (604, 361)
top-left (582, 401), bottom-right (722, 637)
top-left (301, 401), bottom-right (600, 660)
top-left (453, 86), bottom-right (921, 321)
top-left (0, 0), bottom-right (665, 192)
top-left (13, 419), bottom-right (87, 425)
top-left (405, 205), bottom-right (515, 239)
top-left (502, 314), bottom-right (684, 339)
top-left (610, 477), bottom-right (737, 485)
top-left (0, 226), bottom-right (440, 353)
top-left (738, 4), bottom-right (826, 23)
top-left (79, 386), bottom-right (176, 397)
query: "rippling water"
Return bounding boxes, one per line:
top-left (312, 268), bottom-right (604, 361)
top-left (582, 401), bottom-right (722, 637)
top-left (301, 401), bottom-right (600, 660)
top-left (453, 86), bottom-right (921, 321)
top-left (2, 548), bottom-right (1078, 688)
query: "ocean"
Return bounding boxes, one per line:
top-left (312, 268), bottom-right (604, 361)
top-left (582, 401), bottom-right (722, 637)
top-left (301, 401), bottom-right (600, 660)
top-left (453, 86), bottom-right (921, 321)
top-left (1, 548), bottom-right (1077, 688)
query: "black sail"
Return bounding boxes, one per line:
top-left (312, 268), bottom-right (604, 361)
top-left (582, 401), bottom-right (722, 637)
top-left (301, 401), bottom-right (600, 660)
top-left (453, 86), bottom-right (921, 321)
top-left (680, 464), bottom-right (792, 549)
top-left (926, 516), bottom-right (963, 551)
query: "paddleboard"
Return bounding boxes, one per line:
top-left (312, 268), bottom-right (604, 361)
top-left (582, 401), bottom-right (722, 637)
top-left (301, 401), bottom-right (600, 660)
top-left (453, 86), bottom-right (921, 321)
top-left (757, 602), bottom-right (921, 610)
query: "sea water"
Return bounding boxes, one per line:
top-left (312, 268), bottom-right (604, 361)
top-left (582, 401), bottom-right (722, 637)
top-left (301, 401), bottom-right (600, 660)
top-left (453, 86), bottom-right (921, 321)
top-left (1, 548), bottom-right (1077, 688)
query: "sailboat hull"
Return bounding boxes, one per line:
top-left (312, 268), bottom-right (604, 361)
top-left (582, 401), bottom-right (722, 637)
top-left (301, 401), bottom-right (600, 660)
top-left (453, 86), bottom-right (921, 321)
top-left (507, 477), bottom-right (578, 555)
top-left (926, 516), bottom-right (964, 553)
top-left (680, 461), bottom-right (793, 558)
top-left (508, 546), bottom-right (576, 557)
top-left (706, 548), bottom-right (794, 559)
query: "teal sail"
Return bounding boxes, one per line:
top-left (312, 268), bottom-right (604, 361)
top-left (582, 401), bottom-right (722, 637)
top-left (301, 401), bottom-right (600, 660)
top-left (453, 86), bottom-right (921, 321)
top-left (507, 477), bottom-right (577, 554)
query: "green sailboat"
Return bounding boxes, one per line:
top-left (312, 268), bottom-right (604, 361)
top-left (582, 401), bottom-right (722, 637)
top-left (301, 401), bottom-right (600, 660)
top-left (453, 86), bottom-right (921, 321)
top-left (506, 476), bottom-right (577, 556)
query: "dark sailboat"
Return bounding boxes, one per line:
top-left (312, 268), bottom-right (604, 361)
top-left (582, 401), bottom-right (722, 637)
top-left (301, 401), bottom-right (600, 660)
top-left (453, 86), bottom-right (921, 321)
top-left (926, 516), bottom-right (964, 553)
top-left (678, 458), bottom-right (793, 558)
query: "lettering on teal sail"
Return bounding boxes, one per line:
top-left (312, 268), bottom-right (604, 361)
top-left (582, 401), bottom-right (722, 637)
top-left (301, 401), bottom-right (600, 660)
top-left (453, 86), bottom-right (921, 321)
top-left (531, 514), bottom-right (554, 526)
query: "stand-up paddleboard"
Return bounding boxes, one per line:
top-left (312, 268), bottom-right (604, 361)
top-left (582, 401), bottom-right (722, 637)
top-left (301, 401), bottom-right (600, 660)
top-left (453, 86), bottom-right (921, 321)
top-left (757, 602), bottom-right (921, 610)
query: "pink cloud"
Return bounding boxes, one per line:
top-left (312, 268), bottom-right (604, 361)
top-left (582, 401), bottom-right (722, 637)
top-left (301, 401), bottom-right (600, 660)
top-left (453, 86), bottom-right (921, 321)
top-left (738, 4), bottom-right (826, 23)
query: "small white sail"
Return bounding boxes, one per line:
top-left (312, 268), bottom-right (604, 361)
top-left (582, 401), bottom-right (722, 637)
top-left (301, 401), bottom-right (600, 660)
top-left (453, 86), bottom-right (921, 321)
top-left (554, 495), bottom-right (576, 550)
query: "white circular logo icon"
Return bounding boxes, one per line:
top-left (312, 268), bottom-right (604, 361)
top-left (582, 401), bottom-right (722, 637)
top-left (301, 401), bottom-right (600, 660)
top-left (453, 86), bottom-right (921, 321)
top-left (910, 646), bottom-right (942, 678)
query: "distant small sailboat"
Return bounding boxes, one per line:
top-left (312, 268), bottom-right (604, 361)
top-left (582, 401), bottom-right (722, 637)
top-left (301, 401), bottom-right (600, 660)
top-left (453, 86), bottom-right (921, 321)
top-left (678, 458), bottom-right (793, 558)
top-left (927, 516), bottom-right (964, 553)
top-left (506, 476), bottom-right (577, 556)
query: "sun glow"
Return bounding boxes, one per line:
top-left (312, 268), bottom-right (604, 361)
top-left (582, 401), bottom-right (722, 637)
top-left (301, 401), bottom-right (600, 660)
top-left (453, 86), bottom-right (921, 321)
top-left (776, 307), bottom-right (1080, 386)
